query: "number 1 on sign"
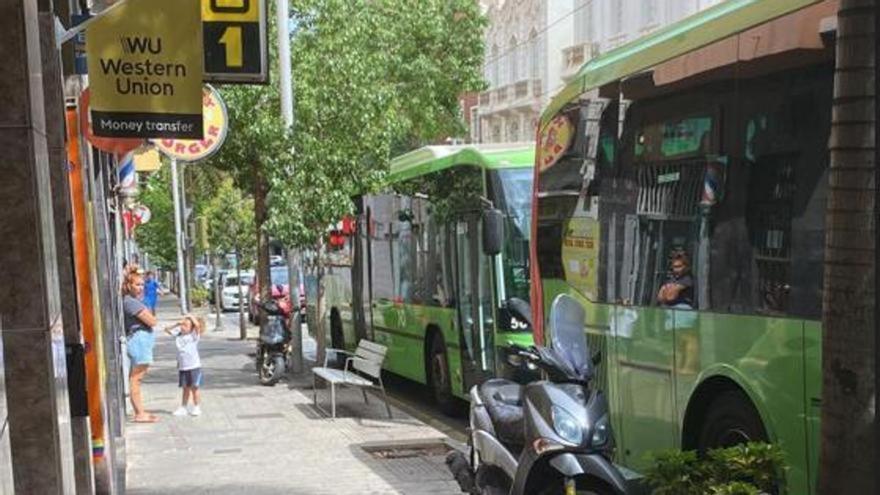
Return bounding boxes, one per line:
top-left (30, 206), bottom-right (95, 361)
top-left (219, 26), bottom-right (243, 67)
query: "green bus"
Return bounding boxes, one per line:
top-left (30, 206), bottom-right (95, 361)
top-left (530, 1), bottom-right (830, 493)
top-left (321, 144), bottom-right (536, 411)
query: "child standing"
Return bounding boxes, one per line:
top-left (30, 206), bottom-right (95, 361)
top-left (165, 315), bottom-right (204, 416)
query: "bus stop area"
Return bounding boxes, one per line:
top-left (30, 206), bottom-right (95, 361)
top-left (124, 296), bottom-right (463, 495)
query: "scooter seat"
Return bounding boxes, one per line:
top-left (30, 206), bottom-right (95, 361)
top-left (479, 379), bottom-right (524, 448)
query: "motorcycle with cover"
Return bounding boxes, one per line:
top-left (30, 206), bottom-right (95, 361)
top-left (447, 294), bottom-right (633, 495)
top-left (255, 296), bottom-right (293, 386)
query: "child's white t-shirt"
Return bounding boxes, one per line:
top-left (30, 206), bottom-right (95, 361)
top-left (171, 329), bottom-right (201, 371)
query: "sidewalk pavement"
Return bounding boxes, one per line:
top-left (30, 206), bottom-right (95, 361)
top-left (125, 297), bottom-right (464, 494)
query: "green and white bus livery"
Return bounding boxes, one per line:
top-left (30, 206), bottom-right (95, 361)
top-left (530, 1), bottom-right (831, 493)
top-left (321, 144), bottom-right (536, 411)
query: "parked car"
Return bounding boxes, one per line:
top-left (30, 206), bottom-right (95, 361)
top-left (220, 270), bottom-right (254, 312)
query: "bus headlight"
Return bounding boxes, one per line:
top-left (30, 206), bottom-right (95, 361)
top-left (591, 414), bottom-right (610, 447)
top-left (552, 406), bottom-right (583, 446)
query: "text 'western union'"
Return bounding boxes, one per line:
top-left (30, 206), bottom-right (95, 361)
top-left (100, 37), bottom-right (187, 96)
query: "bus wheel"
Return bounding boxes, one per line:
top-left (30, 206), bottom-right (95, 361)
top-left (697, 389), bottom-right (767, 453)
top-left (429, 333), bottom-right (456, 415)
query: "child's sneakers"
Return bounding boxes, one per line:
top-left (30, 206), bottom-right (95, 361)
top-left (172, 406), bottom-right (188, 417)
top-left (189, 405), bottom-right (202, 416)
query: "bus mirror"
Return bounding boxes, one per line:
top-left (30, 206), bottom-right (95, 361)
top-left (482, 208), bottom-right (504, 256)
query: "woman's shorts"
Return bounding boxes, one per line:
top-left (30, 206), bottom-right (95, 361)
top-left (127, 330), bottom-right (155, 366)
top-left (178, 368), bottom-right (203, 388)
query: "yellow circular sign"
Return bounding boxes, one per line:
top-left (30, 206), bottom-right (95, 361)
top-left (152, 84), bottom-right (228, 162)
top-left (538, 114), bottom-right (574, 172)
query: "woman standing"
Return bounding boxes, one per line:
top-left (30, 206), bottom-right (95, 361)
top-left (122, 266), bottom-right (159, 423)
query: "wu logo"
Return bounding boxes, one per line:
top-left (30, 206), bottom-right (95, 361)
top-left (119, 37), bottom-right (162, 55)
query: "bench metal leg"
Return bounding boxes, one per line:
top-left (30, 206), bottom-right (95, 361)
top-left (361, 388), bottom-right (369, 404)
top-left (313, 373), bottom-right (318, 407)
top-left (330, 381), bottom-right (336, 419)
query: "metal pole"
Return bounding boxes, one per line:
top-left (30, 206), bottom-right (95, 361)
top-left (277, 0), bottom-right (293, 127)
top-left (171, 158), bottom-right (188, 314)
top-left (278, 0), bottom-right (303, 372)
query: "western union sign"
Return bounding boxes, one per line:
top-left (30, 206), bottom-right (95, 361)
top-left (86, 0), bottom-right (204, 139)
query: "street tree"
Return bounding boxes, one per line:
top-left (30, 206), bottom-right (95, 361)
top-left (202, 176), bottom-right (257, 339)
top-left (136, 166), bottom-right (177, 271)
top-left (204, 81), bottom-right (295, 337)
top-left (267, 0), bottom-right (486, 364)
top-left (818, 0), bottom-right (876, 492)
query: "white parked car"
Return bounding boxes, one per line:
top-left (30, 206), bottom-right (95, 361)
top-left (220, 270), bottom-right (255, 312)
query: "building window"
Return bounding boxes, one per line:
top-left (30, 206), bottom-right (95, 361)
top-left (610, 1), bottom-right (623, 34)
top-left (642, 0), bottom-right (658, 27)
top-left (529, 30), bottom-right (539, 80)
top-left (491, 44), bottom-right (500, 87)
top-left (574, 0), bottom-right (591, 43)
top-left (508, 36), bottom-right (518, 84)
top-left (470, 107), bottom-right (480, 142)
top-left (507, 120), bottom-right (520, 142)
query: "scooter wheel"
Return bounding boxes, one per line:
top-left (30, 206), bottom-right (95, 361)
top-left (259, 355), bottom-right (285, 386)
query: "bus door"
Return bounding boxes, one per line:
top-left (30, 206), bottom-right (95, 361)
top-left (454, 215), bottom-right (496, 390)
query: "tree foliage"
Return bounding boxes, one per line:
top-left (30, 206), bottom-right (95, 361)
top-left (645, 443), bottom-right (785, 495)
top-left (266, 0), bottom-right (487, 248)
top-left (135, 166), bottom-right (177, 269)
top-left (201, 176), bottom-right (256, 267)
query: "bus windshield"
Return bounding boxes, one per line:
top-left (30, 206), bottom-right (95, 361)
top-left (490, 167), bottom-right (532, 303)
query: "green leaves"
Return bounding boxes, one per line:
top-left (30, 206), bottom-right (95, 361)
top-left (188, 0), bottom-right (485, 251)
top-left (135, 167), bottom-right (177, 269)
top-left (266, 0), bottom-right (486, 249)
top-left (202, 176), bottom-right (256, 266)
top-left (644, 442), bottom-right (785, 495)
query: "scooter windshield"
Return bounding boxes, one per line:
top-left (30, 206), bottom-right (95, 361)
top-left (548, 294), bottom-right (592, 381)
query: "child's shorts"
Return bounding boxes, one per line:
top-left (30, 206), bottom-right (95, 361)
top-left (178, 368), bottom-right (203, 388)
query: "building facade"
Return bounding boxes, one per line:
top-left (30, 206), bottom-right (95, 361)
top-left (475, 0), bottom-right (724, 144)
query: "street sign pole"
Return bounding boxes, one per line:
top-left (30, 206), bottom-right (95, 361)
top-left (278, 0), bottom-right (303, 374)
top-left (171, 158), bottom-right (188, 314)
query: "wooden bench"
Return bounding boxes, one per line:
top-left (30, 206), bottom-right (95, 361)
top-left (312, 340), bottom-right (392, 419)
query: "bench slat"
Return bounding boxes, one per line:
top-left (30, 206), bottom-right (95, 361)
top-left (313, 367), bottom-right (373, 387)
top-left (357, 340), bottom-right (387, 357)
top-left (355, 347), bottom-right (385, 363)
top-left (353, 358), bottom-right (382, 378)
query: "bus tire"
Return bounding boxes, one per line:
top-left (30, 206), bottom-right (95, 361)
top-left (429, 333), bottom-right (456, 416)
top-left (697, 389), bottom-right (767, 453)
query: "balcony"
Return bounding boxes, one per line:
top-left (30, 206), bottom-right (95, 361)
top-left (561, 42), bottom-right (600, 81)
top-left (479, 79), bottom-right (541, 114)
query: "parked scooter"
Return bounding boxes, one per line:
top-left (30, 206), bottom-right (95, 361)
top-left (255, 293), bottom-right (293, 386)
top-left (447, 294), bottom-right (630, 495)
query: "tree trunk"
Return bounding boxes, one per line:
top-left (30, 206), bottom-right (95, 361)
top-left (287, 248), bottom-right (303, 373)
top-left (818, 2), bottom-right (876, 492)
top-left (236, 250), bottom-right (246, 340)
top-left (253, 160), bottom-right (271, 338)
top-left (352, 198), bottom-right (368, 342)
top-left (213, 253), bottom-right (222, 331)
top-left (315, 238), bottom-right (327, 366)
